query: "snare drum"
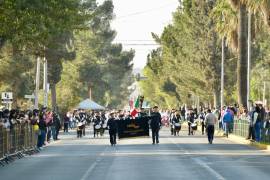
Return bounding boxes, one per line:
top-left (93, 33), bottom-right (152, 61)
top-left (191, 123), bottom-right (197, 130)
top-left (174, 123), bottom-right (180, 127)
top-left (95, 125), bottom-right (101, 129)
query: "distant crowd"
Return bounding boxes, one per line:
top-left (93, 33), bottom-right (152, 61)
top-left (1, 102), bottom-right (270, 148)
top-left (159, 103), bottom-right (270, 142)
top-left (0, 107), bottom-right (61, 150)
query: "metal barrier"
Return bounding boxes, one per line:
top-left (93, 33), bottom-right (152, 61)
top-left (217, 118), bottom-right (270, 144)
top-left (233, 119), bottom-right (249, 138)
top-left (0, 123), bottom-right (39, 166)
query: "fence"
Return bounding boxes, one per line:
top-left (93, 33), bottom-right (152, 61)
top-left (217, 118), bottom-right (270, 144)
top-left (0, 123), bottom-right (38, 166)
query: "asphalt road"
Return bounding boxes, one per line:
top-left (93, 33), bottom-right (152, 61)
top-left (1, 128), bottom-right (270, 180)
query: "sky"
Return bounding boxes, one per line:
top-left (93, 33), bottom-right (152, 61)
top-left (98, 0), bottom-right (180, 69)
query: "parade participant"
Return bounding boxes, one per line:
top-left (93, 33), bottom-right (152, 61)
top-left (180, 106), bottom-right (186, 121)
top-left (138, 108), bottom-right (147, 117)
top-left (161, 109), bottom-right (170, 127)
top-left (107, 112), bottom-right (118, 146)
top-left (63, 114), bottom-right (70, 133)
top-left (79, 110), bottom-right (86, 136)
top-left (101, 112), bottom-right (107, 135)
top-left (93, 112), bottom-right (102, 138)
top-left (187, 110), bottom-right (195, 135)
top-left (77, 121), bottom-right (83, 138)
top-left (205, 109), bottom-right (217, 144)
top-left (118, 114), bottom-right (125, 120)
top-left (169, 109), bottom-right (176, 135)
top-left (199, 111), bottom-right (206, 135)
top-left (172, 111), bottom-right (181, 136)
top-left (150, 106), bottom-right (162, 144)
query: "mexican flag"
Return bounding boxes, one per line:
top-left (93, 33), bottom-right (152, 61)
top-left (131, 96), bottom-right (140, 117)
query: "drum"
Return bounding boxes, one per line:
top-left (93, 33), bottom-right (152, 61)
top-left (174, 123), bottom-right (180, 127)
top-left (95, 124), bottom-right (101, 129)
top-left (191, 123), bottom-right (197, 130)
top-left (102, 124), bottom-right (107, 128)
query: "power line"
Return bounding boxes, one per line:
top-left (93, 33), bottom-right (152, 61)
top-left (119, 43), bottom-right (159, 46)
top-left (113, 40), bottom-right (156, 42)
top-left (115, 2), bottom-right (178, 20)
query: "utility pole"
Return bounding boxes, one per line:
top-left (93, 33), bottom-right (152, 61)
top-left (43, 57), bottom-right (48, 107)
top-left (221, 36), bottom-right (225, 109)
top-left (263, 81), bottom-right (266, 106)
top-left (221, 12), bottom-right (225, 109)
top-left (34, 57), bottom-right (41, 109)
top-left (247, 11), bottom-right (252, 111)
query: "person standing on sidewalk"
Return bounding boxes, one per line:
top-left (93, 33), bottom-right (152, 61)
top-left (205, 109), bottom-right (217, 144)
top-left (253, 105), bottom-right (262, 142)
top-left (150, 106), bottom-right (162, 144)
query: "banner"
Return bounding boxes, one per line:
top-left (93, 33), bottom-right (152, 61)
top-left (117, 117), bottom-right (150, 139)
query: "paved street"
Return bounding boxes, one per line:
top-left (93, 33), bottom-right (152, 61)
top-left (1, 128), bottom-right (270, 180)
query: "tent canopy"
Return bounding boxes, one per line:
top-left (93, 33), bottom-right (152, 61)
top-left (77, 99), bottom-right (105, 110)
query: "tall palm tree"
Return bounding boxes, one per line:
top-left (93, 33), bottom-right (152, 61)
top-left (213, 0), bottom-right (270, 107)
top-left (223, 0), bottom-right (248, 107)
top-left (246, 0), bottom-right (270, 27)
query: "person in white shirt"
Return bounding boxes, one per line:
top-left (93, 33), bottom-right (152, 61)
top-left (205, 109), bottom-right (217, 144)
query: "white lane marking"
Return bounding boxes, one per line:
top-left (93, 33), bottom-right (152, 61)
top-left (80, 147), bottom-right (108, 180)
top-left (168, 136), bottom-right (226, 180)
top-left (193, 158), bottom-right (226, 180)
top-left (80, 161), bottom-right (98, 180)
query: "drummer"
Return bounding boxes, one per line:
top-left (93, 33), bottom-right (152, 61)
top-left (93, 112), bottom-right (102, 138)
top-left (172, 111), bottom-right (182, 136)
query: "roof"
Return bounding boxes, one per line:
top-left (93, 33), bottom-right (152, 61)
top-left (77, 99), bottom-right (105, 110)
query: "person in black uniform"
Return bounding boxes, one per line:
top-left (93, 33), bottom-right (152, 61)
top-left (150, 106), bottom-right (162, 144)
top-left (107, 112), bottom-right (118, 146)
top-left (172, 111), bottom-right (181, 136)
top-left (169, 109), bottom-right (176, 135)
top-left (138, 108), bottom-right (148, 117)
top-left (187, 110), bottom-right (195, 135)
top-left (93, 112), bottom-right (102, 138)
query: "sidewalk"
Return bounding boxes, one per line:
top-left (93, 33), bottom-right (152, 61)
top-left (214, 128), bottom-right (270, 151)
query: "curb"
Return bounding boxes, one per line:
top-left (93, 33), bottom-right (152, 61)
top-left (215, 130), bottom-right (270, 151)
top-left (195, 125), bottom-right (270, 152)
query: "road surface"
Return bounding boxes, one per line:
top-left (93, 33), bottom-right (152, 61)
top-left (1, 128), bottom-right (270, 180)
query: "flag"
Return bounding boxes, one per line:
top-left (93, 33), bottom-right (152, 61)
top-left (130, 108), bottom-right (138, 117)
top-left (129, 99), bottom-right (134, 109)
top-left (134, 96), bottom-right (140, 108)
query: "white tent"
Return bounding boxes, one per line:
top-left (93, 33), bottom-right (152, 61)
top-left (77, 99), bottom-right (105, 110)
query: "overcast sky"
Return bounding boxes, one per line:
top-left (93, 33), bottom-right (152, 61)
top-left (98, 0), bottom-right (179, 69)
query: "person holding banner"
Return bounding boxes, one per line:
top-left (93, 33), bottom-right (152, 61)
top-left (150, 106), bottom-right (162, 145)
top-left (107, 112), bottom-right (118, 146)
